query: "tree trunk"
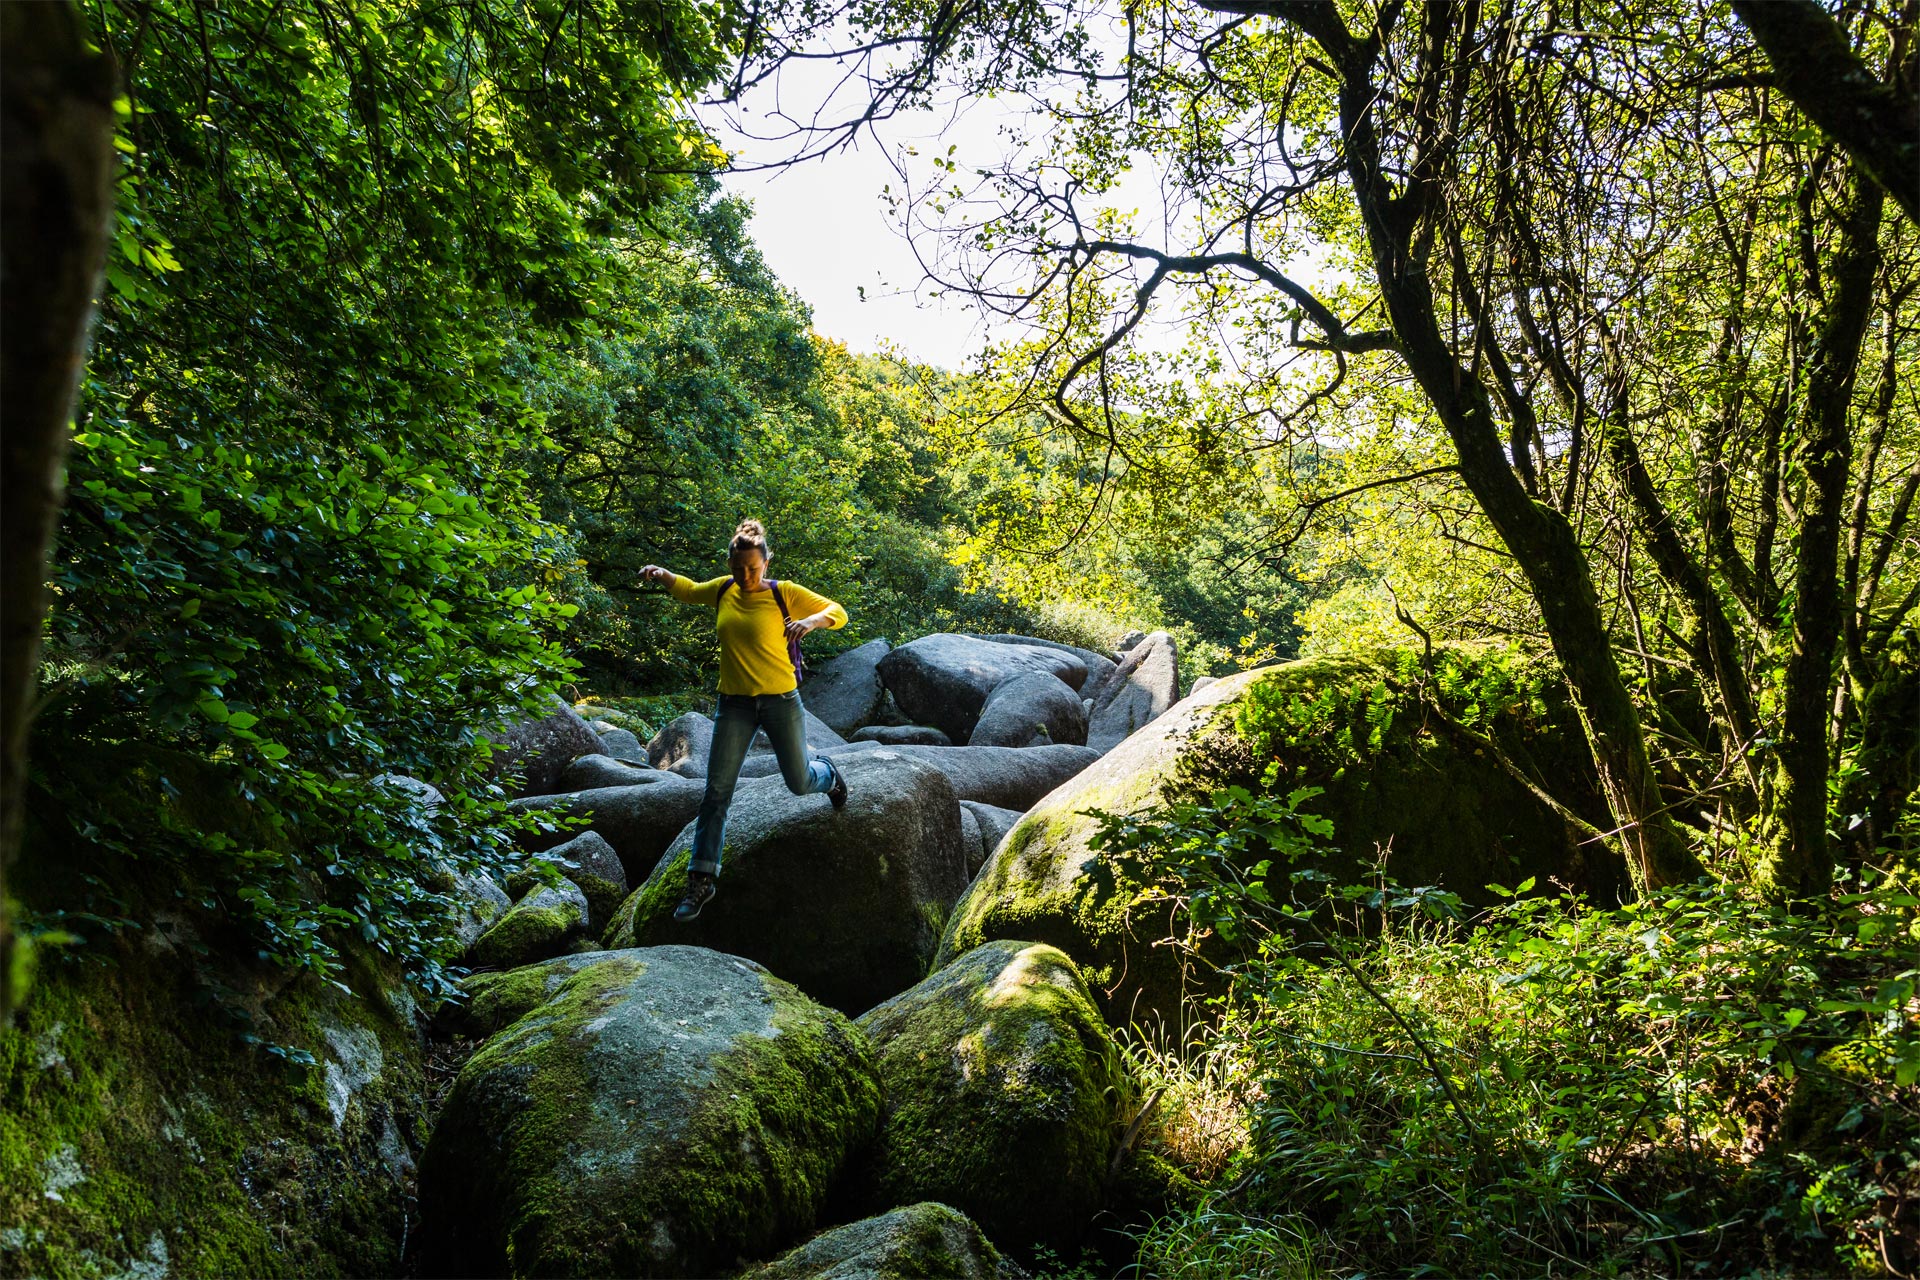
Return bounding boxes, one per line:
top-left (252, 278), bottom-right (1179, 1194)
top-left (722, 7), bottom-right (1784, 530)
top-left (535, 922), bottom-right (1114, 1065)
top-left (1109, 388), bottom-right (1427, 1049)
top-left (1731, 0), bottom-right (1919, 228)
top-left (1758, 169), bottom-right (1886, 899)
top-left (1288, 0), bottom-right (1701, 893)
top-left (0, 2), bottom-right (118, 1020)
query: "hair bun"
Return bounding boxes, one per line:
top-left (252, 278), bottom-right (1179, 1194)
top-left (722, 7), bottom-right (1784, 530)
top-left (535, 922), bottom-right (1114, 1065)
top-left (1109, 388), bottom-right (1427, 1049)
top-left (730, 518), bottom-right (771, 558)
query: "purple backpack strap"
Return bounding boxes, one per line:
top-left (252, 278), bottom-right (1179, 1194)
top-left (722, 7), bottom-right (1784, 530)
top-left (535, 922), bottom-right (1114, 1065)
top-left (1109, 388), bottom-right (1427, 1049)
top-left (768, 580), bottom-right (806, 686)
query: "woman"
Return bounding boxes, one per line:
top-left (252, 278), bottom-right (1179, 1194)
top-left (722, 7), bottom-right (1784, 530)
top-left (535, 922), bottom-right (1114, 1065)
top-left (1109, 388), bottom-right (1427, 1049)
top-left (640, 518), bottom-right (849, 922)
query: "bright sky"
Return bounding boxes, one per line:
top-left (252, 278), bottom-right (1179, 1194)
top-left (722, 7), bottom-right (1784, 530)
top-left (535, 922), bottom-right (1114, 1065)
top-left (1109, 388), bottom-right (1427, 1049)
top-left (712, 91), bottom-right (1031, 371)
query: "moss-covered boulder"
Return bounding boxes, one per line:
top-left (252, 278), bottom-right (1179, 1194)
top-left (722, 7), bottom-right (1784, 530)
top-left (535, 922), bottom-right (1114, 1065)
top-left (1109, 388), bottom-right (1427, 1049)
top-left (465, 879), bottom-right (590, 970)
top-left (853, 941), bottom-right (1128, 1255)
top-left (416, 946), bottom-right (883, 1279)
top-left (937, 648), bottom-right (1619, 1027)
top-left (506, 829), bottom-right (629, 928)
top-left (745, 1201), bottom-right (1029, 1279)
top-left (1, 749), bottom-right (430, 1278)
top-left (606, 753), bottom-right (970, 1014)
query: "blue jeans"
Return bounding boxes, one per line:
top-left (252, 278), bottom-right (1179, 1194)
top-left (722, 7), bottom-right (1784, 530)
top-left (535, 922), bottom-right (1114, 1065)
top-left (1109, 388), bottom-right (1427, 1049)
top-left (689, 690), bottom-right (835, 877)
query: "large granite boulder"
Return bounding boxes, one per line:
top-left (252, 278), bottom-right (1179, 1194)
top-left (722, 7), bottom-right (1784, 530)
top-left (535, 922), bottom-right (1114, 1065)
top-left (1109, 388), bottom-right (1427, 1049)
top-left (963, 634), bottom-right (1118, 706)
top-left (737, 739), bottom-right (886, 780)
top-left (969, 672), bottom-right (1089, 748)
top-left (851, 724), bottom-right (952, 746)
top-left (506, 829), bottom-right (629, 928)
top-left (558, 752), bottom-right (655, 792)
top-left (606, 754), bottom-right (971, 1014)
top-left (465, 880), bottom-right (590, 970)
top-left (864, 745), bottom-right (1100, 812)
top-left (647, 711), bottom-right (715, 773)
top-left (938, 649), bottom-right (1618, 1026)
top-left (418, 947), bottom-right (883, 1279)
top-left (853, 941), bottom-right (1127, 1254)
top-left (486, 694), bottom-right (606, 799)
top-left (1086, 631), bottom-right (1180, 753)
top-left (877, 636), bottom-right (1087, 744)
top-left (509, 774), bottom-right (706, 884)
top-left (801, 639), bottom-right (892, 737)
top-left (745, 1202), bottom-right (1027, 1280)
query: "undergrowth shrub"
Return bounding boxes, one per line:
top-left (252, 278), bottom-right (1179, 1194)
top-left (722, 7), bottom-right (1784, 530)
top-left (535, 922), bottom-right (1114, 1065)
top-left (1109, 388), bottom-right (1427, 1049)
top-left (1093, 784), bottom-right (1920, 1277)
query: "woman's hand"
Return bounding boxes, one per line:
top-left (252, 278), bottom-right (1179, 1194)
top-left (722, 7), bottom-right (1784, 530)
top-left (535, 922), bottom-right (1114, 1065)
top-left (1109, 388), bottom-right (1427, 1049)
top-left (640, 564), bottom-right (674, 587)
top-left (785, 613), bottom-right (827, 642)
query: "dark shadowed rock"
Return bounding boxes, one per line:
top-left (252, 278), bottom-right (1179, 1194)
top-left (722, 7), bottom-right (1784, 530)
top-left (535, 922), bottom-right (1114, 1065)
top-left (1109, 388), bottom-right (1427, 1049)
top-left (606, 755), bottom-right (970, 1014)
top-left (969, 672), bottom-right (1089, 748)
top-left (744, 1202), bottom-right (1028, 1280)
top-left (559, 753), bottom-right (656, 792)
top-left (506, 830), bottom-right (629, 929)
top-left (851, 724), bottom-right (952, 746)
top-left (509, 774), bottom-right (706, 885)
top-left (958, 805), bottom-right (983, 876)
top-left (465, 880), bottom-right (590, 970)
top-left (647, 711), bottom-right (714, 773)
top-left (877, 636), bottom-right (1087, 744)
top-left (801, 638), bottom-right (892, 737)
top-left (417, 947), bottom-right (882, 1279)
top-left (852, 941), bottom-right (1127, 1254)
top-left (959, 802), bottom-right (1022, 872)
top-left (598, 726), bottom-right (650, 764)
top-left (1087, 631), bottom-right (1179, 753)
top-left (487, 695), bottom-right (606, 799)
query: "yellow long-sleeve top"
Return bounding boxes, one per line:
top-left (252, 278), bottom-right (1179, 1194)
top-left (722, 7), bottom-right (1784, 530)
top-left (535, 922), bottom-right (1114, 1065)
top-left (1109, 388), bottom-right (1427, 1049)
top-left (668, 575), bottom-right (848, 695)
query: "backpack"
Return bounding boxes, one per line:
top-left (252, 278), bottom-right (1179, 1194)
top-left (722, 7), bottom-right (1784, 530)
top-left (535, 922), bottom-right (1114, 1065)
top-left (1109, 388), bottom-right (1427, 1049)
top-left (715, 577), bottom-right (806, 687)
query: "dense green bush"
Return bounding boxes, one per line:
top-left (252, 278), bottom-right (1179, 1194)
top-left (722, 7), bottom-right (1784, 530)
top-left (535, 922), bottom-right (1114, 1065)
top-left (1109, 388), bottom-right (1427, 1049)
top-left (1095, 786), bottom-right (1920, 1276)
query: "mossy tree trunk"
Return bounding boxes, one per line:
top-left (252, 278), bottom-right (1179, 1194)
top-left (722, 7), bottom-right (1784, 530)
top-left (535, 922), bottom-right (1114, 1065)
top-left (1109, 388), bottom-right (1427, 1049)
top-left (1254, 0), bottom-right (1700, 894)
top-left (0, 1), bottom-right (117, 1019)
top-left (1758, 168), bottom-right (1887, 899)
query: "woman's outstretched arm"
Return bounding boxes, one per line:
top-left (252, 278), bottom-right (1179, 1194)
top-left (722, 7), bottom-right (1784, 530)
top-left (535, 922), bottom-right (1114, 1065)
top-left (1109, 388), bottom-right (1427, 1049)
top-left (780, 583), bottom-right (848, 641)
top-left (641, 565), bottom-right (723, 605)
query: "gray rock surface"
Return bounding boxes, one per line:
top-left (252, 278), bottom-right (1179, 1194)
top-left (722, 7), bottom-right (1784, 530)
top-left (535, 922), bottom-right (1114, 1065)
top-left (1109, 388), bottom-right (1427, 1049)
top-left (647, 711), bottom-right (715, 773)
top-left (1087, 630), bottom-right (1180, 753)
top-left (736, 739), bottom-right (886, 780)
top-left (851, 724), bottom-right (952, 746)
top-left (486, 695), bottom-right (606, 799)
top-left (877, 635), bottom-right (1087, 744)
top-left (801, 638), bottom-right (892, 737)
top-left (858, 744), bottom-right (1100, 812)
top-left (963, 633), bottom-right (1118, 707)
top-left (418, 947), bottom-right (883, 1279)
top-left (744, 1202), bottom-right (1028, 1280)
top-left (558, 752), bottom-right (655, 792)
top-left (958, 805), bottom-right (983, 876)
top-left (1188, 675), bottom-right (1218, 696)
top-left (597, 726), bottom-right (649, 764)
top-left (607, 754), bottom-right (971, 1014)
top-left (1116, 629), bottom-right (1147, 654)
top-left (465, 880), bottom-right (590, 970)
top-left (506, 830), bottom-right (629, 929)
top-left (959, 802), bottom-right (1023, 873)
top-left (509, 773), bottom-right (706, 885)
top-left (968, 671), bottom-right (1090, 748)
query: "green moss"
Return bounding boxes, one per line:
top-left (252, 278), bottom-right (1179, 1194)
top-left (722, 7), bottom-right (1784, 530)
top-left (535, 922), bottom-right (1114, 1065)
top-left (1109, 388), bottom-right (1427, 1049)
top-left (744, 1202), bottom-right (1024, 1279)
top-left (1, 752), bottom-right (428, 1279)
top-left (855, 941), bottom-right (1128, 1256)
top-left (604, 849), bottom-right (690, 948)
top-left (467, 884), bottom-right (587, 970)
top-left (0, 935), bottom-right (425, 1278)
top-left (419, 949), bottom-right (883, 1278)
top-left (938, 647), bottom-right (1619, 1028)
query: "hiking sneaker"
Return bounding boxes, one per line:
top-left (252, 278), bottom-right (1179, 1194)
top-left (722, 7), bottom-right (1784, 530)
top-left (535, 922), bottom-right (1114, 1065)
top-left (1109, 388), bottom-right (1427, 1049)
top-left (674, 871), bottom-right (716, 922)
top-left (825, 757), bottom-right (848, 811)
